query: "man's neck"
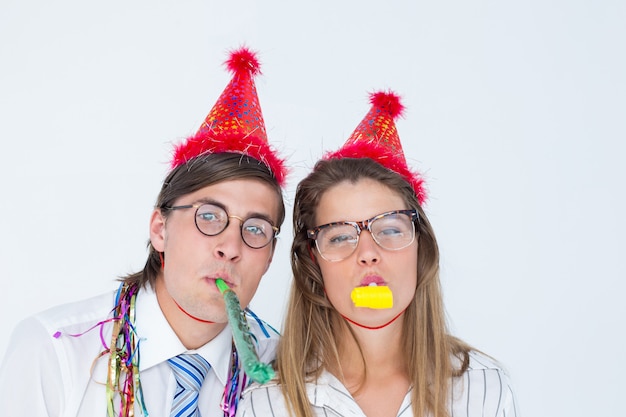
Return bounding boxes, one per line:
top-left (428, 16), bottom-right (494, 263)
top-left (154, 277), bottom-right (228, 349)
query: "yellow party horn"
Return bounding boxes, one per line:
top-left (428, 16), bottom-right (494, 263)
top-left (351, 285), bottom-right (393, 309)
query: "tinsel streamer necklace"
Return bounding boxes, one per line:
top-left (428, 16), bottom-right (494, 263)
top-left (105, 282), bottom-right (148, 417)
top-left (53, 282), bottom-right (148, 416)
top-left (221, 341), bottom-right (247, 417)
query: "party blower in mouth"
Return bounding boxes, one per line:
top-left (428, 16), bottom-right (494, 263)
top-left (351, 285), bottom-right (394, 309)
top-left (215, 278), bottom-right (275, 384)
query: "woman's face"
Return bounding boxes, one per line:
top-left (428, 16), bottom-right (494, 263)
top-left (313, 178), bottom-right (418, 328)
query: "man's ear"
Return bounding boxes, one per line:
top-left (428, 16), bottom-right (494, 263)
top-left (149, 208), bottom-right (166, 252)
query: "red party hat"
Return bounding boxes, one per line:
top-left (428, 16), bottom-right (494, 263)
top-left (324, 91), bottom-right (427, 204)
top-left (171, 46), bottom-right (287, 187)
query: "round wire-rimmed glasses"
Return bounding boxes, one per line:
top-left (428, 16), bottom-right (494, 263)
top-left (163, 202), bottom-right (279, 249)
top-left (307, 209), bottom-right (419, 262)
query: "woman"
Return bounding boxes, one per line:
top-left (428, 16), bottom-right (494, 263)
top-left (237, 91), bottom-right (518, 417)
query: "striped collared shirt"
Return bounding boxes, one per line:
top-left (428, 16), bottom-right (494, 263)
top-left (236, 350), bottom-right (519, 417)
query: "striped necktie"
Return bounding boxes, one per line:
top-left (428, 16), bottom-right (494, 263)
top-left (167, 354), bottom-right (211, 417)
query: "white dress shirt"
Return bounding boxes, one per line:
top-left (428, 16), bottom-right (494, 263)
top-left (236, 351), bottom-right (519, 417)
top-left (0, 285), bottom-right (279, 417)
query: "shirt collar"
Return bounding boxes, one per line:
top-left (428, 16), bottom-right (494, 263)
top-left (306, 371), bottom-right (356, 412)
top-left (135, 285), bottom-right (234, 385)
top-left (306, 370), bottom-right (412, 415)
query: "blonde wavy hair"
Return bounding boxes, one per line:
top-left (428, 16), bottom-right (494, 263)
top-left (277, 157), bottom-right (470, 417)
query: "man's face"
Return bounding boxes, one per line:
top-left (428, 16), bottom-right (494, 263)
top-left (150, 178), bottom-right (281, 324)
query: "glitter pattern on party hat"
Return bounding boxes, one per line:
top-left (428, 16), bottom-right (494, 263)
top-left (171, 47), bottom-right (287, 187)
top-left (324, 91), bottom-right (427, 204)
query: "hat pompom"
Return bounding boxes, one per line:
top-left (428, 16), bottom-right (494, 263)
top-left (370, 90), bottom-right (405, 119)
top-left (225, 47), bottom-right (261, 76)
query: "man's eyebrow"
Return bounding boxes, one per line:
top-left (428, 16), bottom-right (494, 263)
top-left (246, 211), bottom-right (276, 224)
top-left (194, 197), bottom-right (221, 206)
top-left (194, 199), bottom-right (276, 224)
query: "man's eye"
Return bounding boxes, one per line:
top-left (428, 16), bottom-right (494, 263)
top-left (244, 225), bottom-right (266, 236)
top-left (198, 212), bottom-right (220, 222)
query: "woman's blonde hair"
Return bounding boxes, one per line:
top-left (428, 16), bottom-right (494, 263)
top-left (277, 157), bottom-right (470, 417)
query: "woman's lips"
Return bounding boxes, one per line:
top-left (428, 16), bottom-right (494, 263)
top-left (359, 275), bottom-right (386, 287)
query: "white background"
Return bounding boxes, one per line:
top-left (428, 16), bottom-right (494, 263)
top-left (1, 1), bottom-right (625, 416)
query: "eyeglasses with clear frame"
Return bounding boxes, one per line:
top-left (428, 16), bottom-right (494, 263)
top-left (307, 209), bottom-right (419, 262)
top-left (162, 202), bottom-right (279, 249)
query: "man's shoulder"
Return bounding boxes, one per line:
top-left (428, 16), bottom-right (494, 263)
top-left (246, 311), bottom-right (280, 340)
top-left (245, 311), bottom-right (280, 360)
top-left (4, 288), bottom-right (121, 372)
top-left (27, 288), bottom-right (119, 336)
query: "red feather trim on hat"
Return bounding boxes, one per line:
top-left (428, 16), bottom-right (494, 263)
top-left (324, 141), bottom-right (427, 205)
top-left (171, 130), bottom-right (288, 187)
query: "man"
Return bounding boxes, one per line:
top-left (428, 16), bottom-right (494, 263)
top-left (0, 46), bottom-right (288, 417)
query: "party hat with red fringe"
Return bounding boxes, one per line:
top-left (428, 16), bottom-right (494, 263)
top-left (324, 91), bottom-right (427, 204)
top-left (171, 47), bottom-right (287, 187)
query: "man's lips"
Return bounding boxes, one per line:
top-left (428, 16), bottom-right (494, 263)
top-left (206, 275), bottom-right (236, 288)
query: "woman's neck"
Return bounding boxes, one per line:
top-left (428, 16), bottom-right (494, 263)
top-left (336, 322), bottom-right (411, 417)
top-left (337, 317), bottom-right (406, 379)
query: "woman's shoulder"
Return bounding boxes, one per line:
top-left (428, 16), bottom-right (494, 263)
top-left (466, 350), bottom-right (509, 372)
top-left (451, 350), bottom-right (520, 416)
top-left (457, 350), bottom-right (515, 387)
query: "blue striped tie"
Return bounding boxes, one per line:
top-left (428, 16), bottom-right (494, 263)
top-left (167, 354), bottom-right (211, 417)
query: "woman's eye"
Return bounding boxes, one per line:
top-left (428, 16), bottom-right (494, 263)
top-left (328, 234), bottom-right (356, 245)
top-left (379, 227), bottom-right (402, 236)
